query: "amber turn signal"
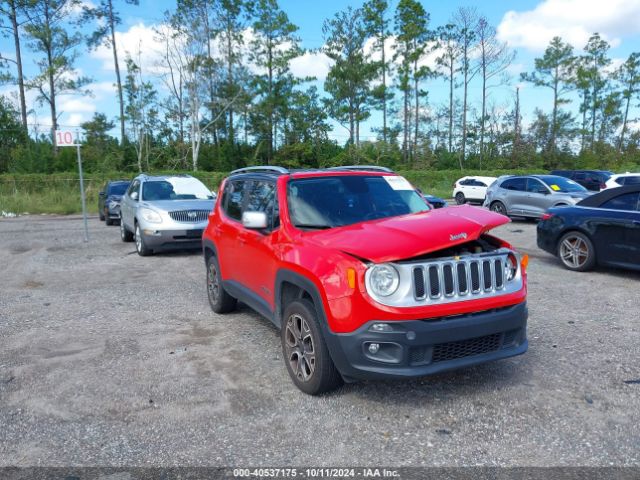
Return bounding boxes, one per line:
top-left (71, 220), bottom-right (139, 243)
top-left (520, 254), bottom-right (529, 271)
top-left (347, 268), bottom-right (356, 289)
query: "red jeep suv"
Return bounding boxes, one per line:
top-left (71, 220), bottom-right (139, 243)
top-left (203, 166), bottom-right (528, 394)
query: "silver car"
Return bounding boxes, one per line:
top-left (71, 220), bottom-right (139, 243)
top-left (119, 174), bottom-right (216, 256)
top-left (483, 175), bottom-right (591, 219)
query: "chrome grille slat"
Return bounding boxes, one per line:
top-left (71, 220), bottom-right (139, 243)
top-left (168, 209), bottom-right (210, 223)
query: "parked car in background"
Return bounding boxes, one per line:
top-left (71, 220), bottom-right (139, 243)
top-left (203, 166), bottom-right (528, 394)
top-left (537, 185), bottom-right (640, 272)
top-left (453, 176), bottom-right (497, 204)
top-left (98, 180), bottom-right (130, 225)
top-left (422, 193), bottom-right (447, 209)
top-left (119, 174), bottom-right (216, 256)
top-left (603, 173), bottom-right (640, 189)
top-left (550, 170), bottom-right (613, 191)
top-left (483, 175), bottom-right (591, 219)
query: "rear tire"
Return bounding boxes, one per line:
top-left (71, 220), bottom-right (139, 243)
top-left (455, 192), bottom-right (466, 205)
top-left (557, 231), bottom-right (596, 272)
top-left (120, 215), bottom-right (133, 242)
top-left (490, 201), bottom-right (508, 217)
top-left (206, 255), bottom-right (237, 313)
top-left (99, 209), bottom-right (105, 221)
top-left (281, 299), bottom-right (343, 395)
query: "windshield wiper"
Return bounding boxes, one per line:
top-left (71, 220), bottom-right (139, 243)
top-left (294, 224), bottom-right (333, 230)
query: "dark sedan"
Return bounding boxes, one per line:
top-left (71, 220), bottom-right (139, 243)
top-left (423, 193), bottom-right (447, 209)
top-left (98, 180), bottom-right (130, 225)
top-left (537, 185), bottom-right (640, 272)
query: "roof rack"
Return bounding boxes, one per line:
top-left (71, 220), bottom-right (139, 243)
top-left (327, 165), bottom-right (394, 173)
top-left (229, 166), bottom-right (289, 176)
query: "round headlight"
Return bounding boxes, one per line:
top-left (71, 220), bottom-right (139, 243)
top-left (368, 264), bottom-right (400, 297)
top-left (505, 253), bottom-right (518, 281)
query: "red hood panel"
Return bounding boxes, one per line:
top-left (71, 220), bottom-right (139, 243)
top-left (305, 205), bottom-right (510, 263)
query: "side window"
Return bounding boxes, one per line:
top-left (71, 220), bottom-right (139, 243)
top-left (615, 177), bottom-right (626, 186)
top-left (475, 180), bottom-right (487, 187)
top-left (526, 179), bottom-right (548, 194)
top-left (501, 178), bottom-right (526, 191)
top-left (246, 181), bottom-right (279, 230)
top-left (460, 179), bottom-right (473, 186)
top-left (224, 180), bottom-right (247, 221)
top-left (601, 192), bottom-right (640, 211)
top-left (128, 180), bottom-right (140, 200)
top-left (574, 172), bottom-right (586, 180)
top-left (625, 176), bottom-right (640, 186)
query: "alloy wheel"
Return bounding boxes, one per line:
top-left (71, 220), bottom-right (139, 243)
top-left (207, 262), bottom-right (220, 304)
top-left (135, 225), bottom-right (142, 252)
top-left (284, 313), bottom-right (316, 382)
top-left (491, 202), bottom-right (506, 215)
top-left (560, 235), bottom-right (589, 269)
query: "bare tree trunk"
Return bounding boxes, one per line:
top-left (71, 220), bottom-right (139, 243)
top-left (448, 58), bottom-right (454, 153)
top-left (9, 0), bottom-right (28, 130)
top-left (513, 86), bottom-right (520, 165)
top-left (480, 56), bottom-right (486, 169)
top-left (227, 31), bottom-right (234, 144)
top-left (381, 27), bottom-right (387, 144)
top-left (413, 56), bottom-right (419, 165)
top-left (107, 0), bottom-right (126, 144)
top-left (618, 93), bottom-right (631, 152)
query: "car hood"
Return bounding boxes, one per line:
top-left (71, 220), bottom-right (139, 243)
top-left (304, 205), bottom-right (510, 263)
top-left (140, 199), bottom-right (215, 212)
top-left (107, 194), bottom-right (123, 201)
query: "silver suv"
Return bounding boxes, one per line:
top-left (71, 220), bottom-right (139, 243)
top-left (119, 174), bottom-right (216, 256)
top-left (483, 175), bottom-right (591, 219)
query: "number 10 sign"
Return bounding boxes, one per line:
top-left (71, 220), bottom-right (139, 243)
top-left (55, 130), bottom-right (78, 147)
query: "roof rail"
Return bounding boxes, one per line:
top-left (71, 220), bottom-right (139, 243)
top-left (327, 165), bottom-right (394, 173)
top-left (229, 166), bottom-right (289, 176)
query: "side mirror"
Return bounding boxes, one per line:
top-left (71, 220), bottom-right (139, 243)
top-left (242, 211), bottom-right (268, 229)
top-left (99, 191), bottom-right (106, 197)
top-left (130, 191), bottom-right (139, 201)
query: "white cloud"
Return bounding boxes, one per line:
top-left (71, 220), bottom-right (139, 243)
top-left (289, 51), bottom-right (333, 80)
top-left (497, 0), bottom-right (640, 51)
top-left (91, 22), bottom-right (166, 75)
top-left (59, 98), bottom-right (96, 113)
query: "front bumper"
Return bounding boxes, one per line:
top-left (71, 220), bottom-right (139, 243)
top-left (139, 227), bottom-right (205, 251)
top-left (323, 302), bottom-right (528, 381)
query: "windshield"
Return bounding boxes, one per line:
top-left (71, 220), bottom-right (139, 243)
top-left (541, 176), bottom-right (587, 193)
top-left (287, 175), bottom-right (430, 229)
top-left (142, 178), bottom-right (213, 201)
top-left (108, 183), bottom-right (129, 196)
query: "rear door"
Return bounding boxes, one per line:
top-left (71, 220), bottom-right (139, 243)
top-left (591, 192), bottom-right (640, 267)
top-left (216, 179), bottom-right (248, 282)
top-left (499, 177), bottom-right (527, 215)
top-left (524, 178), bottom-right (552, 217)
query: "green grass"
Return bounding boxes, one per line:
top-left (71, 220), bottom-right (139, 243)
top-left (0, 169), bottom-right (542, 215)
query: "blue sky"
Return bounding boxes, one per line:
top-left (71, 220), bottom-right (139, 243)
top-left (2, 0), bottom-right (640, 142)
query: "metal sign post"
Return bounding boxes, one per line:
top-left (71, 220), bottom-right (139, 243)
top-left (56, 129), bottom-right (89, 242)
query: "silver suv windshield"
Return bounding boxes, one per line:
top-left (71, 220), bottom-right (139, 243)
top-left (540, 176), bottom-right (587, 193)
top-left (287, 175), bottom-right (430, 229)
top-left (142, 177), bottom-right (214, 201)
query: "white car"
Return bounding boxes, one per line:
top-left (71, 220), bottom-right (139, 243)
top-left (452, 176), bottom-right (497, 204)
top-left (603, 173), bottom-right (640, 189)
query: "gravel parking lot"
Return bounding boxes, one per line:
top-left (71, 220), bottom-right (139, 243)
top-left (0, 213), bottom-right (639, 467)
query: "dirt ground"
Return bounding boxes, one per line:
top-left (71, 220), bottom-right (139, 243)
top-left (0, 214), bottom-right (639, 467)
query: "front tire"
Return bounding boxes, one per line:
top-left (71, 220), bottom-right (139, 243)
top-left (120, 215), bottom-right (133, 242)
top-left (135, 223), bottom-right (152, 256)
top-left (455, 192), bottom-right (466, 205)
top-left (490, 201), bottom-right (508, 216)
top-left (281, 299), bottom-right (343, 395)
top-left (206, 255), bottom-right (237, 313)
top-left (558, 231), bottom-right (596, 271)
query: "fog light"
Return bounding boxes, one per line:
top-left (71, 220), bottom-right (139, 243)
top-left (368, 343), bottom-right (380, 354)
top-left (371, 323), bottom-right (392, 332)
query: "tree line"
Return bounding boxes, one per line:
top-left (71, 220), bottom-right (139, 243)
top-left (1, 0), bottom-right (639, 175)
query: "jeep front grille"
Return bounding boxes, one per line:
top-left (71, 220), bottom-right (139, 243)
top-left (365, 248), bottom-right (523, 308)
top-left (413, 256), bottom-right (506, 301)
top-left (168, 210), bottom-right (210, 223)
